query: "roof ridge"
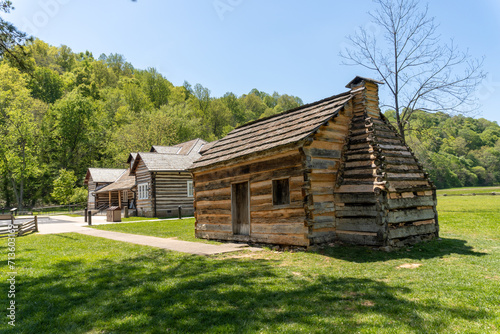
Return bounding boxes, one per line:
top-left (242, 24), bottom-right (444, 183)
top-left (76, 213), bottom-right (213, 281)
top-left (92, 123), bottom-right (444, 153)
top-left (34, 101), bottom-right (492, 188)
top-left (235, 90), bottom-right (353, 130)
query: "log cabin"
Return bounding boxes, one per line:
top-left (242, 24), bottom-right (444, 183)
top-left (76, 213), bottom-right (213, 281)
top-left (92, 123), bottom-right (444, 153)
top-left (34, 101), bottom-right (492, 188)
top-left (84, 168), bottom-right (127, 210)
top-left (189, 76), bottom-right (439, 248)
top-left (94, 168), bottom-right (136, 212)
top-left (130, 138), bottom-right (207, 218)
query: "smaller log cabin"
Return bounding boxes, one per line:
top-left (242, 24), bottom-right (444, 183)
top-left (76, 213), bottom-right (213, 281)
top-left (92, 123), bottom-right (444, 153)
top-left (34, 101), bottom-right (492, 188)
top-left (131, 139), bottom-right (207, 218)
top-left (95, 168), bottom-right (136, 211)
top-left (189, 77), bottom-right (439, 248)
top-left (84, 168), bottom-right (127, 210)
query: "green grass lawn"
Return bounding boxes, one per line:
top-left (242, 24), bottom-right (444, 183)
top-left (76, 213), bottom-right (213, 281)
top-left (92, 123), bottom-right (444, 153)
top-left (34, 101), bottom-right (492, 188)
top-left (90, 218), bottom-right (220, 244)
top-left (437, 185), bottom-right (500, 195)
top-left (1, 197), bottom-right (499, 333)
top-left (120, 216), bottom-right (166, 222)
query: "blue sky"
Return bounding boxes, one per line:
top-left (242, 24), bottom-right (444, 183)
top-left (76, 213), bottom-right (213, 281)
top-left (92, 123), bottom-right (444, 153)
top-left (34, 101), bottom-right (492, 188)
top-left (5, 0), bottom-right (500, 123)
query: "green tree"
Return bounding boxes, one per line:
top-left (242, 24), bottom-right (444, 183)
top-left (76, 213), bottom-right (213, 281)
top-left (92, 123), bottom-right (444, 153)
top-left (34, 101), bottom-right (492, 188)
top-left (70, 187), bottom-right (88, 205)
top-left (28, 66), bottom-right (64, 103)
top-left (138, 67), bottom-right (172, 109)
top-left (51, 169), bottom-right (77, 205)
top-left (0, 63), bottom-right (46, 209)
top-left (43, 91), bottom-right (99, 174)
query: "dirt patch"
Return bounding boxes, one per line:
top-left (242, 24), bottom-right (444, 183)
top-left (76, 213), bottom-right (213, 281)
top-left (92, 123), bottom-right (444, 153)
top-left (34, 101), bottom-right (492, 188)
top-left (220, 253), bottom-right (260, 260)
top-left (397, 263), bottom-right (423, 269)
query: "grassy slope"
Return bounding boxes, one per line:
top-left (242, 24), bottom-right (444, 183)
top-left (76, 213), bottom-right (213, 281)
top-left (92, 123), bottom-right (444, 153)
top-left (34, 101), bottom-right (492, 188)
top-left (0, 197), bottom-right (498, 333)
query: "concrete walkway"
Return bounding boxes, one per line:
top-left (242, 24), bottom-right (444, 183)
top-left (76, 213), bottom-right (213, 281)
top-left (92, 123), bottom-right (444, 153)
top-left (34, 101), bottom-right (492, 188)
top-left (77, 229), bottom-right (262, 256)
top-left (30, 215), bottom-right (262, 256)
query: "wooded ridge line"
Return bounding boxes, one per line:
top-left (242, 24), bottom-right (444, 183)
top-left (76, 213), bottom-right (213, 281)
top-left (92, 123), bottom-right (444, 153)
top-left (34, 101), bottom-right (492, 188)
top-left (0, 39), bottom-right (499, 208)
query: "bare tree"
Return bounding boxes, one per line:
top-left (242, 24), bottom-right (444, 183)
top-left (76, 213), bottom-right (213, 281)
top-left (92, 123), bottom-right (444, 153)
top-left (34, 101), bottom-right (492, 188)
top-left (340, 0), bottom-right (485, 141)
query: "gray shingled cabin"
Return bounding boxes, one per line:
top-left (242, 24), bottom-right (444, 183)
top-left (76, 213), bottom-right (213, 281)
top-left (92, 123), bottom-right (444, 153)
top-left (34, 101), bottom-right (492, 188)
top-left (189, 77), bottom-right (439, 248)
top-left (130, 139), bottom-right (208, 218)
top-left (94, 169), bottom-right (136, 211)
top-left (84, 168), bottom-right (127, 211)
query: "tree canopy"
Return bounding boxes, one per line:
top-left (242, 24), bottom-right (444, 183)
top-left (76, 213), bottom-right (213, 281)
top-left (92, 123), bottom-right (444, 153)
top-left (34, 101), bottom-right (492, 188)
top-left (0, 39), bottom-right (304, 208)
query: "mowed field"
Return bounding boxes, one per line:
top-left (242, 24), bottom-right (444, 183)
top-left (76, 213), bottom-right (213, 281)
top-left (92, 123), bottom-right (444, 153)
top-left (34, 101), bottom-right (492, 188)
top-left (1, 194), bottom-right (499, 333)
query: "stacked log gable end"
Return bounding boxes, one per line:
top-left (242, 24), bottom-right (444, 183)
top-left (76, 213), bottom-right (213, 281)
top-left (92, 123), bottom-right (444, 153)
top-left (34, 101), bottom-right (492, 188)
top-left (189, 76), bottom-right (439, 248)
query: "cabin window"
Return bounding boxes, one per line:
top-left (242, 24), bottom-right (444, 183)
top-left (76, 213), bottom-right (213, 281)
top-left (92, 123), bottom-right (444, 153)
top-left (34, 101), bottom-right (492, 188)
top-left (273, 178), bottom-right (290, 206)
top-left (187, 181), bottom-right (194, 197)
top-left (138, 183), bottom-right (149, 200)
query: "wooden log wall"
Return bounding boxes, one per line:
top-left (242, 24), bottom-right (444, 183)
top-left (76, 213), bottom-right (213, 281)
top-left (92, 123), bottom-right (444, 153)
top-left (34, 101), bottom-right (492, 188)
top-left (154, 172), bottom-right (194, 217)
top-left (94, 183), bottom-right (115, 209)
top-left (194, 148), bottom-right (309, 246)
top-left (135, 159), bottom-right (154, 217)
top-left (87, 179), bottom-right (97, 209)
top-left (301, 103), bottom-right (353, 244)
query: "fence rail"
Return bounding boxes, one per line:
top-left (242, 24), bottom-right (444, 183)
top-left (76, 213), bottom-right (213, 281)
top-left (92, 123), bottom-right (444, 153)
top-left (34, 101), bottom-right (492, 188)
top-left (1, 203), bottom-right (86, 216)
top-left (0, 216), bottom-right (38, 238)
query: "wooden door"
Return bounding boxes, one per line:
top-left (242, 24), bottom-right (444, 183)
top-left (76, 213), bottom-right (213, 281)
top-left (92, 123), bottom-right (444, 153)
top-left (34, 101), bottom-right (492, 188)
top-left (232, 182), bottom-right (250, 235)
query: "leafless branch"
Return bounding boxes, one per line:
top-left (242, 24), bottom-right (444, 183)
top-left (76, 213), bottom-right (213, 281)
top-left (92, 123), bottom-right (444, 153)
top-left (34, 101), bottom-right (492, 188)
top-left (339, 0), bottom-right (486, 141)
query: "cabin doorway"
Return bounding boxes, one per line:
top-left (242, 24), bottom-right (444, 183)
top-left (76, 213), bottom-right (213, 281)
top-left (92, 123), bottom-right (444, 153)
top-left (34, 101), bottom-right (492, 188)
top-left (231, 181), bottom-right (250, 235)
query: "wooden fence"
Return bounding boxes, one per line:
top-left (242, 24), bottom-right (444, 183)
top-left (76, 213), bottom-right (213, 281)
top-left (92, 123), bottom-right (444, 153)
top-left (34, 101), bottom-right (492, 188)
top-left (0, 215), bottom-right (38, 238)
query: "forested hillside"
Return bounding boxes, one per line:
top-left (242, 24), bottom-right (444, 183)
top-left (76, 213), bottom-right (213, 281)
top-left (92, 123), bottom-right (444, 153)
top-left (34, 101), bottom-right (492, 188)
top-left (386, 110), bottom-right (500, 189)
top-left (1, 39), bottom-right (499, 208)
top-left (0, 39), bottom-right (303, 208)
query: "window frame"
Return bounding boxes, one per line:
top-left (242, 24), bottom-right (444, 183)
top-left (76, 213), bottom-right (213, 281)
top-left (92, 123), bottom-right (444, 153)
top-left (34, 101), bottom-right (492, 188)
top-left (272, 178), bottom-right (290, 206)
top-left (187, 180), bottom-right (194, 198)
top-left (138, 183), bottom-right (149, 200)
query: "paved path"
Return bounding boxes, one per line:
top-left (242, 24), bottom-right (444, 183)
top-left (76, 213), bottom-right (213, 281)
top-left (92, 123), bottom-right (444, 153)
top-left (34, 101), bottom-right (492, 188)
top-left (23, 215), bottom-right (262, 256)
top-left (77, 229), bottom-right (262, 256)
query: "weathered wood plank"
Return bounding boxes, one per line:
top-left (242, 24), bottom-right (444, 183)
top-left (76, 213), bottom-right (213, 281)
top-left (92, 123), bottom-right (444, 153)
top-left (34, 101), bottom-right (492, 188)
top-left (336, 230), bottom-right (382, 246)
top-left (196, 223), bottom-right (233, 232)
top-left (251, 208), bottom-right (305, 219)
top-left (195, 151), bottom-right (303, 183)
top-left (303, 148), bottom-right (342, 159)
top-left (336, 218), bottom-right (382, 233)
top-left (249, 233), bottom-right (310, 246)
top-left (386, 196), bottom-right (435, 210)
top-left (388, 223), bottom-right (436, 239)
top-left (334, 193), bottom-right (377, 204)
top-left (386, 208), bottom-right (436, 224)
top-left (251, 223), bottom-right (307, 234)
top-left (308, 140), bottom-right (344, 151)
top-left (335, 208), bottom-right (379, 217)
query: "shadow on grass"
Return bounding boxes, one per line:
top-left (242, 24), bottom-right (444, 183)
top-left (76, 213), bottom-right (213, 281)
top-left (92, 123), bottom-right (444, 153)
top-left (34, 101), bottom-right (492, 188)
top-left (14, 249), bottom-right (491, 333)
top-left (314, 238), bottom-right (487, 263)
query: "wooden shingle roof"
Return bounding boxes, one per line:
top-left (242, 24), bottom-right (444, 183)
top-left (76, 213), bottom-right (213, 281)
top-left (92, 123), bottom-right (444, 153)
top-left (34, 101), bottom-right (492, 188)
top-left (132, 138), bottom-right (208, 173)
top-left (151, 139), bottom-right (208, 155)
top-left (133, 152), bottom-right (201, 172)
top-left (150, 146), bottom-right (181, 154)
top-left (190, 91), bottom-right (354, 170)
top-left (84, 168), bottom-right (127, 184)
top-left (96, 169), bottom-right (136, 193)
